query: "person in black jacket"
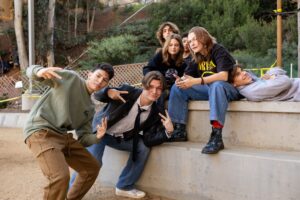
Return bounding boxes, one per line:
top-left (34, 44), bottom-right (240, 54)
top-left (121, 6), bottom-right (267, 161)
top-left (143, 33), bottom-right (187, 111)
top-left (70, 71), bottom-right (174, 199)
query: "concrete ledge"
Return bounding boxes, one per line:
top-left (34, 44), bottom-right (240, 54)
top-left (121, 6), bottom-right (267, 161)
top-left (0, 112), bottom-right (28, 128)
top-left (189, 100), bottom-right (300, 113)
top-left (99, 142), bottom-right (300, 200)
top-left (187, 101), bottom-right (300, 151)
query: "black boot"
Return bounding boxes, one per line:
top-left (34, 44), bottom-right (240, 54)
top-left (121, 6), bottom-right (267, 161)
top-left (201, 127), bottom-right (224, 154)
top-left (168, 123), bottom-right (187, 142)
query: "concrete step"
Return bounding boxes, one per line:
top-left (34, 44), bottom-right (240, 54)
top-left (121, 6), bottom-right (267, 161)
top-left (99, 142), bottom-right (300, 200)
top-left (0, 112), bottom-right (28, 128)
top-left (187, 101), bottom-right (300, 151)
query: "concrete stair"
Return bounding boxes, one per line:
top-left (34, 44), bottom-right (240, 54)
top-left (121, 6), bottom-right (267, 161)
top-left (97, 101), bottom-right (300, 200)
top-left (187, 101), bottom-right (300, 151)
top-left (1, 101), bottom-right (300, 200)
top-left (100, 142), bottom-right (300, 200)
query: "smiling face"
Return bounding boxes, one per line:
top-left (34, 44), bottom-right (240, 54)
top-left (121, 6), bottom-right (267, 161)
top-left (142, 79), bottom-right (163, 104)
top-left (168, 38), bottom-right (180, 56)
top-left (86, 69), bottom-right (110, 94)
top-left (188, 32), bottom-right (204, 54)
top-left (233, 67), bottom-right (253, 87)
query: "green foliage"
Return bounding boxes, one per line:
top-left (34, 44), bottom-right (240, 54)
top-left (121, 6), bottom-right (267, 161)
top-left (107, 19), bottom-right (157, 62)
top-left (80, 34), bottom-right (138, 68)
top-left (233, 41), bottom-right (297, 77)
top-left (238, 17), bottom-right (276, 54)
top-left (120, 3), bottom-right (144, 16)
top-left (147, 0), bottom-right (259, 50)
top-left (0, 93), bottom-right (8, 109)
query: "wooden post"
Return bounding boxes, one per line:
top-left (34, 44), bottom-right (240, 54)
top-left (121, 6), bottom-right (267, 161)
top-left (277, 0), bottom-right (283, 67)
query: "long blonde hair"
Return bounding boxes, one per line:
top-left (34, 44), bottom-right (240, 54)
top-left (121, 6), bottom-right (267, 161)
top-left (188, 26), bottom-right (216, 63)
top-left (161, 34), bottom-right (184, 67)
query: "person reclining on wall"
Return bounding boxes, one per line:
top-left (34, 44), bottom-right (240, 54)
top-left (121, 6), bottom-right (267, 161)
top-left (229, 64), bottom-right (300, 101)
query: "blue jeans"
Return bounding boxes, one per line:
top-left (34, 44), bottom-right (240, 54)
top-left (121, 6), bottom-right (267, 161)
top-left (168, 81), bottom-right (241, 126)
top-left (69, 134), bottom-right (150, 190)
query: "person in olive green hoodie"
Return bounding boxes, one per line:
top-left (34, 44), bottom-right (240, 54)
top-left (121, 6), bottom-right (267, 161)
top-left (24, 63), bottom-right (114, 200)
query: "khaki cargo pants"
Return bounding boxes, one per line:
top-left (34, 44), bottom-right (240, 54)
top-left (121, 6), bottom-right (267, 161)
top-left (26, 129), bottom-right (100, 200)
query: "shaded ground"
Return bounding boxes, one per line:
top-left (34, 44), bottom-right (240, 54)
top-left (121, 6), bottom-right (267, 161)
top-left (0, 128), bottom-right (173, 200)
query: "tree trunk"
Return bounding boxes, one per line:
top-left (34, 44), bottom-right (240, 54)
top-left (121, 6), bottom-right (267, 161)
top-left (67, 0), bottom-right (71, 41)
top-left (74, 0), bottom-right (79, 37)
top-left (47, 0), bottom-right (56, 67)
top-left (86, 0), bottom-right (90, 33)
top-left (89, 0), bottom-right (97, 32)
top-left (13, 0), bottom-right (28, 71)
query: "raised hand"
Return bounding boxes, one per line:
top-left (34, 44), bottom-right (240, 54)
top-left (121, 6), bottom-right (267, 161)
top-left (96, 117), bottom-right (107, 139)
top-left (159, 110), bottom-right (174, 136)
top-left (36, 67), bottom-right (62, 80)
top-left (107, 89), bottom-right (129, 103)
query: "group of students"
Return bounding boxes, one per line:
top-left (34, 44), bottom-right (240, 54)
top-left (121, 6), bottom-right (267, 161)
top-left (23, 21), bottom-right (297, 200)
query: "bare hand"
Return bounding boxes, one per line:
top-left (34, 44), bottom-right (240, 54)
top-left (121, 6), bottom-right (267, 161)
top-left (173, 74), bottom-right (183, 84)
top-left (159, 110), bottom-right (174, 136)
top-left (96, 117), bottom-right (107, 139)
top-left (176, 75), bottom-right (195, 89)
top-left (262, 74), bottom-right (275, 80)
top-left (36, 67), bottom-right (62, 80)
top-left (107, 89), bottom-right (128, 103)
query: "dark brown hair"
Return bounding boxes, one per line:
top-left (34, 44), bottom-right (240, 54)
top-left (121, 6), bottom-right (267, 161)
top-left (228, 64), bottom-right (243, 84)
top-left (156, 22), bottom-right (180, 46)
top-left (92, 63), bottom-right (114, 80)
top-left (161, 33), bottom-right (184, 67)
top-left (142, 71), bottom-right (166, 91)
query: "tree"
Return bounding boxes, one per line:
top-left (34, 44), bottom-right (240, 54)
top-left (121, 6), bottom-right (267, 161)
top-left (74, 0), bottom-right (79, 37)
top-left (14, 0), bottom-right (28, 71)
top-left (47, 0), bottom-right (56, 66)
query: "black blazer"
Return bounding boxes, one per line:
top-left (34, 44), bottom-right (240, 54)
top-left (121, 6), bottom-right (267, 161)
top-left (93, 84), bottom-right (169, 147)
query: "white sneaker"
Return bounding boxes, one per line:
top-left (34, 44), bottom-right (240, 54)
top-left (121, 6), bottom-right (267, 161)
top-left (115, 188), bottom-right (146, 199)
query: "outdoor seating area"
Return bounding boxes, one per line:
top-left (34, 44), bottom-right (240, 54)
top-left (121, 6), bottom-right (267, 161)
top-left (1, 1), bottom-right (299, 199)
top-left (1, 100), bottom-right (300, 200)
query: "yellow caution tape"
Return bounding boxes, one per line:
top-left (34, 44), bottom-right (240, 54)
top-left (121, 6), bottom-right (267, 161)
top-left (273, 8), bottom-right (283, 13)
top-left (0, 96), bottom-right (21, 103)
top-left (0, 95), bottom-right (41, 103)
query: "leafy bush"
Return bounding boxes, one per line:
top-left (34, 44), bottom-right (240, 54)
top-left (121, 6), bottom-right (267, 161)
top-left (238, 17), bottom-right (276, 54)
top-left (79, 34), bottom-right (138, 68)
top-left (106, 20), bottom-right (157, 62)
top-left (0, 93), bottom-right (8, 109)
top-left (233, 41), bottom-right (298, 77)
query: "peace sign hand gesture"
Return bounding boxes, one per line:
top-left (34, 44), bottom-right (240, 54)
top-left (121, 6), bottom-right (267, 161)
top-left (96, 117), bottom-right (107, 139)
top-left (107, 89), bottom-right (129, 103)
top-left (159, 110), bottom-right (174, 136)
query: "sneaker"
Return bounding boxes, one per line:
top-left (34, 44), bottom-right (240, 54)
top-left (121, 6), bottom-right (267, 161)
top-left (115, 188), bottom-right (146, 199)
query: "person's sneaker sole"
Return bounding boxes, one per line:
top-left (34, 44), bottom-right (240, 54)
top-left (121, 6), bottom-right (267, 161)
top-left (115, 188), bottom-right (145, 199)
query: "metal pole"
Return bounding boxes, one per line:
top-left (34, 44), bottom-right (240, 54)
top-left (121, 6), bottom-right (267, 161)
top-left (28, 0), bottom-right (35, 93)
top-left (276, 0), bottom-right (282, 67)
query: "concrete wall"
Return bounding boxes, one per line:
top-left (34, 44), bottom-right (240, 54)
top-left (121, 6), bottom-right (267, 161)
top-left (1, 101), bottom-right (300, 200)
